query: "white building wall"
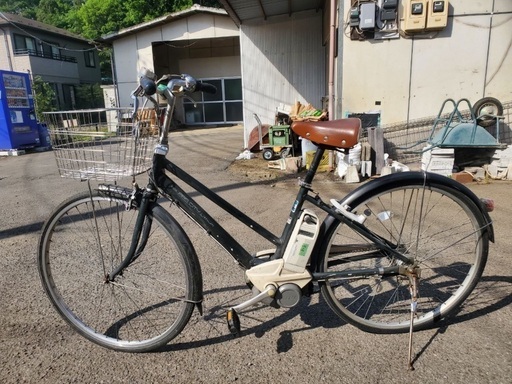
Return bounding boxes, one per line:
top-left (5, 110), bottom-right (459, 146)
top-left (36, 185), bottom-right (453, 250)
top-left (339, 0), bottom-right (512, 125)
top-left (179, 56), bottom-right (240, 78)
top-left (113, 36), bottom-right (140, 107)
top-left (0, 30), bottom-right (13, 70)
top-left (240, 10), bottom-right (325, 146)
top-left (135, 29), bottom-right (162, 74)
top-left (485, 11), bottom-right (512, 97)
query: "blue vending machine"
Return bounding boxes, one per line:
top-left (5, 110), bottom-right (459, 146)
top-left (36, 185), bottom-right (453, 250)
top-left (0, 70), bottom-right (40, 150)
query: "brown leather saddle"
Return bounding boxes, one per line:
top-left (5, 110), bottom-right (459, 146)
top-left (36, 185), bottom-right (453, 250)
top-left (291, 118), bottom-right (361, 150)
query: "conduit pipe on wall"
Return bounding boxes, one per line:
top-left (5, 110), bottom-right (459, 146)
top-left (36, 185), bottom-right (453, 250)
top-left (328, 0), bottom-right (336, 120)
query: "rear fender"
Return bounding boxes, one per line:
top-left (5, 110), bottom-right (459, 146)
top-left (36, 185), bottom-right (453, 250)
top-left (310, 171), bottom-right (494, 272)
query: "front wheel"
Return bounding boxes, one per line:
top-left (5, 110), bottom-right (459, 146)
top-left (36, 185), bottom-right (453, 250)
top-left (38, 189), bottom-right (202, 352)
top-left (319, 174), bottom-right (489, 333)
top-left (262, 148), bottom-right (274, 161)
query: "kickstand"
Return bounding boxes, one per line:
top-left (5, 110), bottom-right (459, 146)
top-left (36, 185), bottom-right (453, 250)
top-left (407, 274), bottom-right (419, 371)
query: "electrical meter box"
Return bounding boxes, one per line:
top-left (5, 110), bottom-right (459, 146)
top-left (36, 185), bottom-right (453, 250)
top-left (0, 70), bottom-right (40, 150)
top-left (426, 0), bottom-right (448, 30)
top-left (349, 6), bottom-right (359, 27)
top-left (400, 0), bottom-right (427, 32)
top-left (359, 2), bottom-right (376, 30)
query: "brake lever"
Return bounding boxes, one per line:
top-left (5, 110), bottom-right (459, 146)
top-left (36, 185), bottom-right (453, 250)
top-left (131, 92), bottom-right (140, 120)
top-left (183, 95), bottom-right (197, 107)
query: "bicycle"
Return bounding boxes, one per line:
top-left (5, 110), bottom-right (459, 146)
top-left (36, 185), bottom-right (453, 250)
top-left (38, 70), bottom-right (494, 367)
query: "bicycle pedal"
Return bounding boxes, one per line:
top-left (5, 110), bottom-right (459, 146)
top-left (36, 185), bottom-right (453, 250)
top-left (226, 308), bottom-right (241, 336)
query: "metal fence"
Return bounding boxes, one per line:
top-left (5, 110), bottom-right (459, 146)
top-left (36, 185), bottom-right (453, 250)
top-left (361, 101), bottom-right (512, 164)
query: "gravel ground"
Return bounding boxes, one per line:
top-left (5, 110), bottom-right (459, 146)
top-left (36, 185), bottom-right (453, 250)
top-left (0, 125), bottom-right (511, 384)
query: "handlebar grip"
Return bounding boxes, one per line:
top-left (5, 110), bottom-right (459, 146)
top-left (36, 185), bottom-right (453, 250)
top-left (140, 76), bottom-right (156, 96)
top-left (195, 81), bottom-right (217, 94)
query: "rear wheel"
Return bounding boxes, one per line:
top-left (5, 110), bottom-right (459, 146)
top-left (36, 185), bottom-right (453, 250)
top-left (320, 176), bottom-right (489, 333)
top-left (38, 189), bottom-right (202, 352)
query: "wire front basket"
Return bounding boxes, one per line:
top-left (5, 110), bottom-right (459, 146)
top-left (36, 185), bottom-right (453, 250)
top-left (42, 108), bottom-right (159, 181)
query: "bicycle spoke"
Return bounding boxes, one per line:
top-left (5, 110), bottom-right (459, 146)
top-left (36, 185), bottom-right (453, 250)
top-left (38, 192), bottom-right (199, 352)
top-left (321, 178), bottom-right (488, 333)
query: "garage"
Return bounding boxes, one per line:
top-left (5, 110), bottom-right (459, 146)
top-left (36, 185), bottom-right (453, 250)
top-left (101, 4), bottom-right (241, 126)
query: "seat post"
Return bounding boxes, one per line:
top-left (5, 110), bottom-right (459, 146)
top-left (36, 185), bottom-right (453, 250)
top-left (303, 146), bottom-right (326, 185)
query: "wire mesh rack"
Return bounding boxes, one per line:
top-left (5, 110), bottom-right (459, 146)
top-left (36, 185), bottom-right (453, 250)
top-left (42, 108), bottom-right (159, 181)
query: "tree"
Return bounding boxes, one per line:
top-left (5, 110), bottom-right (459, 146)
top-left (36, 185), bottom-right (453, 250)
top-left (35, 0), bottom-right (73, 29)
top-left (194, 0), bottom-right (222, 7)
top-left (0, 0), bottom-right (39, 18)
top-left (74, 83), bottom-right (103, 109)
top-left (71, 0), bottom-right (195, 39)
top-left (32, 75), bottom-right (56, 118)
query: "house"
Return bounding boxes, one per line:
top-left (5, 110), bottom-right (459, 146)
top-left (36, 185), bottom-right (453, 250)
top-left (220, 0), bottom-right (512, 149)
top-left (100, 4), bottom-right (241, 127)
top-left (0, 12), bottom-right (101, 110)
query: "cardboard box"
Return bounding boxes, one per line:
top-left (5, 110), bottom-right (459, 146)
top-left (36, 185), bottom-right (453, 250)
top-left (452, 172), bottom-right (474, 184)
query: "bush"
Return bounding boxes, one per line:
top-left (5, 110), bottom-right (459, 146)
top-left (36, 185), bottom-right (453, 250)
top-left (32, 75), bottom-right (56, 119)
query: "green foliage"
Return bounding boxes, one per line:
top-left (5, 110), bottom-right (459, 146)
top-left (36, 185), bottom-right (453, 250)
top-left (0, 0), bottom-right (39, 18)
top-left (72, 0), bottom-right (195, 39)
top-left (1, 1), bottom-right (222, 39)
top-left (32, 75), bottom-right (56, 118)
top-left (98, 48), bottom-right (113, 83)
top-left (35, 0), bottom-right (73, 29)
top-left (74, 0), bottom-right (125, 39)
top-left (74, 83), bottom-right (104, 109)
top-left (195, 0), bottom-right (222, 7)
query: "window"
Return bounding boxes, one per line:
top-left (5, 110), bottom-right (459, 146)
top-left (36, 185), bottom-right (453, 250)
top-left (224, 78), bottom-right (243, 122)
top-left (41, 41), bottom-right (61, 60)
top-left (183, 77), bottom-right (243, 125)
top-left (13, 34), bottom-right (76, 62)
top-left (62, 84), bottom-right (76, 110)
top-left (84, 51), bottom-right (96, 67)
top-left (13, 34), bottom-right (37, 54)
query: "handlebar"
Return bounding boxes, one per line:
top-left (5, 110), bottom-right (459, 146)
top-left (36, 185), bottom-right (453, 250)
top-left (140, 76), bottom-right (157, 96)
top-left (131, 70), bottom-right (217, 152)
top-left (136, 70), bottom-right (217, 98)
top-left (195, 81), bottom-right (217, 94)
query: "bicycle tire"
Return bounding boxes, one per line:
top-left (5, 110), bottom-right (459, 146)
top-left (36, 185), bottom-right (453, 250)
top-left (472, 97), bottom-right (503, 128)
top-left (38, 189), bottom-right (202, 352)
top-left (319, 173), bottom-right (489, 333)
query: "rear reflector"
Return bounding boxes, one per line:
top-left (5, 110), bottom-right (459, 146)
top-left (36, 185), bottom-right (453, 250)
top-left (480, 198), bottom-right (495, 212)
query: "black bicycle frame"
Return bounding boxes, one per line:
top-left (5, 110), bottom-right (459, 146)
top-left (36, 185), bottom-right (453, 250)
top-left (150, 151), bottom-right (315, 270)
top-left (118, 79), bottom-right (408, 278)
top-left (146, 146), bottom-right (410, 274)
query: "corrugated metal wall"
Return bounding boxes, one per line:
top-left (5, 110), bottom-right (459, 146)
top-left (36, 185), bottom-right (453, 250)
top-left (240, 10), bottom-right (325, 147)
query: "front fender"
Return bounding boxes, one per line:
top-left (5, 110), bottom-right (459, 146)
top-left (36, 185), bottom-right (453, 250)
top-left (151, 203), bottom-right (204, 310)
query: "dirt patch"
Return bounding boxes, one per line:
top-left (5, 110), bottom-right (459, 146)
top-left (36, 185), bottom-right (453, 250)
top-left (227, 156), bottom-right (290, 181)
top-left (227, 154), bottom-right (342, 185)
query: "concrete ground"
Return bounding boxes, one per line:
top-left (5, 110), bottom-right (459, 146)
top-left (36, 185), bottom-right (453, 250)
top-left (0, 125), bottom-right (511, 383)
